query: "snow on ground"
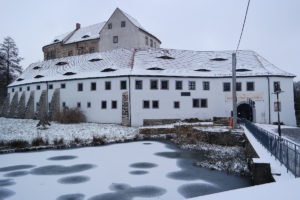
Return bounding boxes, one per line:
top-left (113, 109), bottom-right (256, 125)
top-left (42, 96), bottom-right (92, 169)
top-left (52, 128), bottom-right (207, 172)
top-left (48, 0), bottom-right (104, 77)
top-left (139, 122), bottom-right (213, 129)
top-left (0, 117), bottom-right (138, 144)
top-left (242, 125), bottom-right (294, 182)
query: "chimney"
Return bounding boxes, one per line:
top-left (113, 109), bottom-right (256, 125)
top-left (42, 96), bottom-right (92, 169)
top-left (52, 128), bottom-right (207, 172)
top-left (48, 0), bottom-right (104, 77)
top-left (76, 23), bottom-right (81, 30)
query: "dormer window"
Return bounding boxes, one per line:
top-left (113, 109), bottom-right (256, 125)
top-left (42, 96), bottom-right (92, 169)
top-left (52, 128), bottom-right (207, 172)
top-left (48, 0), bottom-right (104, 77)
top-left (34, 75), bottom-right (44, 79)
top-left (121, 21), bottom-right (126, 27)
top-left (210, 58), bottom-right (228, 61)
top-left (53, 39), bottom-right (59, 43)
top-left (82, 35), bottom-right (90, 39)
top-left (89, 58), bottom-right (102, 62)
top-left (147, 67), bottom-right (164, 71)
top-left (16, 78), bottom-right (24, 81)
top-left (63, 72), bottom-right (76, 76)
top-left (56, 62), bottom-right (68, 66)
top-left (101, 68), bottom-right (116, 72)
top-left (194, 69), bottom-right (211, 72)
top-left (33, 66), bottom-right (41, 70)
top-left (108, 23), bottom-right (112, 29)
top-left (236, 68), bottom-right (251, 72)
top-left (157, 55), bottom-right (175, 60)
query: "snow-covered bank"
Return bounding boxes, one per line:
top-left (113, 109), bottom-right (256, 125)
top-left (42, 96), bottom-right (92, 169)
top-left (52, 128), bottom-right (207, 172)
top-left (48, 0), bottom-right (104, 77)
top-left (0, 117), bottom-right (138, 144)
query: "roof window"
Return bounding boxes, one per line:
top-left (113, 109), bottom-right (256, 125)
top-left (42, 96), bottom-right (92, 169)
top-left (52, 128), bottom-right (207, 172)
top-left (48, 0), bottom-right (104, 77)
top-left (56, 62), bottom-right (68, 66)
top-left (157, 55), bottom-right (175, 60)
top-left (210, 58), bottom-right (228, 61)
top-left (101, 68), bottom-right (116, 72)
top-left (34, 75), bottom-right (44, 79)
top-left (16, 78), bottom-right (24, 81)
top-left (89, 58), bottom-right (103, 62)
top-left (194, 69), bottom-right (211, 72)
top-left (82, 35), bottom-right (90, 39)
top-left (33, 66), bottom-right (41, 70)
top-left (63, 72), bottom-right (76, 76)
top-left (236, 68), bottom-right (251, 72)
top-left (53, 39), bottom-right (59, 43)
top-left (147, 67), bottom-right (164, 71)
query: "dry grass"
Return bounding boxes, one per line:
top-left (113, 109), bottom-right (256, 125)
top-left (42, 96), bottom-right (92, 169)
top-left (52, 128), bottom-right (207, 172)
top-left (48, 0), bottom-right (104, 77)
top-left (53, 107), bottom-right (86, 124)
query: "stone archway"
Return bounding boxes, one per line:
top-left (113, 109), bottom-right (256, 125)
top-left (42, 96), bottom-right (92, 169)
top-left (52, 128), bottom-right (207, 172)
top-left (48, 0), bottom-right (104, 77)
top-left (237, 103), bottom-right (253, 121)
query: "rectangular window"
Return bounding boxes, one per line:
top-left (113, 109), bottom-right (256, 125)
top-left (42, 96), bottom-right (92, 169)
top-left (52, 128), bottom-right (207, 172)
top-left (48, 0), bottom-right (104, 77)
top-left (174, 101), bottom-right (180, 109)
top-left (121, 21), bottom-right (126, 27)
top-left (89, 47), bottom-right (95, 53)
top-left (193, 99), bottom-right (200, 108)
top-left (78, 83), bottom-right (83, 91)
top-left (47, 50), bottom-right (56, 60)
top-left (108, 23), bottom-right (112, 29)
top-left (77, 102), bottom-right (81, 108)
top-left (201, 99), bottom-right (208, 108)
top-left (61, 83), bottom-right (66, 89)
top-left (189, 81), bottom-right (196, 90)
top-left (113, 36), bottom-right (118, 43)
top-left (135, 80), bottom-right (143, 90)
top-left (105, 81), bottom-right (111, 90)
top-left (19, 87), bottom-right (22, 92)
top-left (68, 51), bottom-right (73, 56)
top-left (48, 84), bottom-right (53, 90)
top-left (12, 88), bottom-right (15, 92)
top-left (152, 100), bottom-right (159, 109)
top-left (143, 100), bottom-right (150, 109)
top-left (145, 36), bottom-right (148, 45)
top-left (223, 82), bottom-right (230, 92)
top-left (203, 81), bottom-right (209, 90)
top-left (27, 86), bottom-right (30, 91)
top-left (62, 102), bottom-right (66, 107)
top-left (112, 100), bottom-right (117, 109)
top-left (101, 101), bottom-right (107, 109)
top-left (37, 85), bottom-right (41, 90)
top-left (247, 82), bottom-right (255, 91)
top-left (150, 39), bottom-right (153, 47)
top-left (274, 81), bottom-right (281, 92)
top-left (236, 82), bottom-right (242, 91)
top-left (176, 81), bottom-right (182, 90)
top-left (87, 102), bottom-right (91, 108)
top-left (150, 80), bottom-right (158, 90)
top-left (161, 80), bottom-right (169, 90)
top-left (120, 80), bottom-right (127, 90)
top-left (91, 82), bottom-right (96, 91)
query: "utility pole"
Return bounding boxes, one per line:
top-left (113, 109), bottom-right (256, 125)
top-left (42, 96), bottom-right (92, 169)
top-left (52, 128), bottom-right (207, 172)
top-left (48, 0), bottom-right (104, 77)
top-left (232, 53), bottom-right (237, 128)
top-left (276, 92), bottom-right (281, 137)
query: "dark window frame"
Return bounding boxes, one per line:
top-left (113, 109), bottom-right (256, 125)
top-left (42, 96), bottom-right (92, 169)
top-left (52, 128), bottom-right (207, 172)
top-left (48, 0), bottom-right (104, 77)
top-left (120, 80), bottom-right (127, 90)
top-left (161, 80), bottom-right (169, 90)
top-left (193, 99), bottom-right (200, 108)
top-left (152, 100), bottom-right (159, 109)
top-left (143, 100), bottom-right (150, 109)
top-left (101, 101), bottom-right (107, 109)
top-left (105, 81), bottom-right (111, 90)
top-left (91, 82), bottom-right (96, 91)
top-left (61, 83), bottom-right (66, 89)
top-left (27, 86), bottom-right (30, 91)
top-left (78, 83), bottom-right (83, 91)
top-left (223, 82), bottom-right (231, 92)
top-left (176, 80), bottom-right (183, 90)
top-left (203, 81), bottom-right (210, 90)
top-left (37, 85), bottom-right (41, 90)
top-left (236, 82), bottom-right (242, 91)
top-left (189, 81), bottom-right (196, 90)
top-left (87, 102), bottom-right (91, 108)
top-left (112, 100), bottom-right (117, 109)
top-left (274, 81), bottom-right (281, 92)
top-left (150, 79), bottom-right (158, 90)
top-left (108, 23), bottom-right (112, 29)
top-left (135, 80), bottom-right (143, 90)
top-left (201, 99), bottom-right (208, 108)
top-left (48, 84), bottom-right (53, 90)
top-left (174, 101), bottom-right (180, 109)
top-left (113, 36), bottom-right (118, 43)
top-left (121, 21), bottom-right (126, 27)
top-left (77, 102), bottom-right (81, 108)
top-left (246, 82), bottom-right (255, 91)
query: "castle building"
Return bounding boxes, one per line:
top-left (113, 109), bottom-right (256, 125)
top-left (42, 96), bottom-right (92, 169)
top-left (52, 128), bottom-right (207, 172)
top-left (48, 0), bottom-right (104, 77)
top-left (1, 8), bottom-right (296, 127)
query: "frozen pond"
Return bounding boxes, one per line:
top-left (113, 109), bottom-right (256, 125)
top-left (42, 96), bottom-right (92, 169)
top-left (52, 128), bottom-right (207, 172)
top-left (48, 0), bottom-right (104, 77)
top-left (0, 141), bottom-right (251, 200)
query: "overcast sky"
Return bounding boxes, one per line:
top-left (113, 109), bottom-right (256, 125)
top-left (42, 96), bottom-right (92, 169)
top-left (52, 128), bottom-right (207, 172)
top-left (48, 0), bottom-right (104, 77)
top-left (0, 0), bottom-right (299, 80)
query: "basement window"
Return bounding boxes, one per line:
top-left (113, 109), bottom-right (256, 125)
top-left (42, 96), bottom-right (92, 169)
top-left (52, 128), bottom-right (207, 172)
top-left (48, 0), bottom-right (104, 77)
top-left (236, 68), bottom-right (251, 72)
top-left (33, 66), bottom-right (41, 70)
top-left (34, 75), bottom-right (44, 79)
top-left (16, 78), bottom-right (24, 81)
top-left (157, 55), bottom-right (175, 60)
top-left (63, 72), bottom-right (76, 76)
top-left (89, 58), bottom-right (102, 62)
top-left (56, 62), bottom-right (68, 66)
top-left (194, 69), bottom-right (211, 72)
top-left (210, 58), bottom-right (228, 61)
top-left (81, 35), bottom-right (90, 39)
top-left (101, 68), bottom-right (116, 72)
top-left (147, 67), bottom-right (164, 71)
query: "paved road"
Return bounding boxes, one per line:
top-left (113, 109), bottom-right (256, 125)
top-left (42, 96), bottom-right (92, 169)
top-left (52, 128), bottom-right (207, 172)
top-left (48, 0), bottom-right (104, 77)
top-left (281, 128), bottom-right (300, 144)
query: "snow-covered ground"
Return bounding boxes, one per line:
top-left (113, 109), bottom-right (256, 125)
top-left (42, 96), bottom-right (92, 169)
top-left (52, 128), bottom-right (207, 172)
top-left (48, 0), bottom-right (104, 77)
top-left (139, 122), bottom-right (213, 129)
top-left (0, 118), bottom-right (138, 144)
top-left (0, 141), bottom-right (250, 200)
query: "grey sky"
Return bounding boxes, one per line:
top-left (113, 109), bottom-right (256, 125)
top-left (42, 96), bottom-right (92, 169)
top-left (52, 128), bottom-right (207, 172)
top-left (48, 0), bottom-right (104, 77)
top-left (0, 0), bottom-right (299, 80)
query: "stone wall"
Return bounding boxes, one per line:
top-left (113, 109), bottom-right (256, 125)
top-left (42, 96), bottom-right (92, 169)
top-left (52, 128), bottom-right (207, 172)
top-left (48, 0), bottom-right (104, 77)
top-left (143, 119), bottom-right (180, 126)
top-left (24, 91), bottom-right (35, 119)
top-left (121, 91), bottom-right (130, 126)
top-left (16, 92), bottom-right (26, 118)
top-left (8, 92), bottom-right (18, 118)
top-left (0, 94), bottom-right (10, 117)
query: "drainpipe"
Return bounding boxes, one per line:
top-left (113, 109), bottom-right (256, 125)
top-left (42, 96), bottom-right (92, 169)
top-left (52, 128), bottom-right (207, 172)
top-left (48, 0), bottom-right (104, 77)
top-left (267, 76), bottom-right (271, 124)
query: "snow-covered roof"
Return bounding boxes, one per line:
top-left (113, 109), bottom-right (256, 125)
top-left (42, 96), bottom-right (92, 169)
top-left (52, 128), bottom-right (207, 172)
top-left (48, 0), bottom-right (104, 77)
top-left (50, 22), bottom-right (106, 45)
top-left (10, 48), bottom-right (295, 87)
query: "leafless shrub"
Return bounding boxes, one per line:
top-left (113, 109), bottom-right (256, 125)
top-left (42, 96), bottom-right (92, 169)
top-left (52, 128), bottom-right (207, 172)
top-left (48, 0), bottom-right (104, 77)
top-left (53, 138), bottom-right (64, 145)
top-left (92, 135), bottom-right (106, 145)
top-left (7, 140), bottom-right (29, 148)
top-left (32, 137), bottom-right (49, 146)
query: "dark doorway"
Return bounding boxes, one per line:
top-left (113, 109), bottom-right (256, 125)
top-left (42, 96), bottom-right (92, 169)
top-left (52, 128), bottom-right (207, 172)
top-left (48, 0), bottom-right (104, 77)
top-left (237, 103), bottom-right (253, 121)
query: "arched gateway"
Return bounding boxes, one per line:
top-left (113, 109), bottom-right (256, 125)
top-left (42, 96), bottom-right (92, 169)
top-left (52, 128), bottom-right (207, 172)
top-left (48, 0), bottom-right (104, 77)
top-left (237, 103), bottom-right (253, 121)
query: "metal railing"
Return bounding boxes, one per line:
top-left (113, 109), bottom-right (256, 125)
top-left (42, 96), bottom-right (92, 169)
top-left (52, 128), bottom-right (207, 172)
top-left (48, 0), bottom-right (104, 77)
top-left (239, 118), bottom-right (300, 177)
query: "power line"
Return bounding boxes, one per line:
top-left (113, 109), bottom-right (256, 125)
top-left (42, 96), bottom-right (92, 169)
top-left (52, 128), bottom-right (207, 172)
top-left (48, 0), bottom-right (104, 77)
top-left (236, 0), bottom-right (251, 52)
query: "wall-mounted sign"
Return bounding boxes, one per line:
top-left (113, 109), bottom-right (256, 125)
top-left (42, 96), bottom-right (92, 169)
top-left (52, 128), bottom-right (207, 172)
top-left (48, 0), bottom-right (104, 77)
top-left (226, 93), bottom-right (264, 101)
top-left (274, 102), bottom-right (281, 112)
top-left (181, 92), bottom-right (191, 96)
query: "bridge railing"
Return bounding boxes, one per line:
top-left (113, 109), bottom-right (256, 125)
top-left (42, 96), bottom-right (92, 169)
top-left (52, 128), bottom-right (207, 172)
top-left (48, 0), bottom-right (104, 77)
top-left (239, 118), bottom-right (300, 177)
